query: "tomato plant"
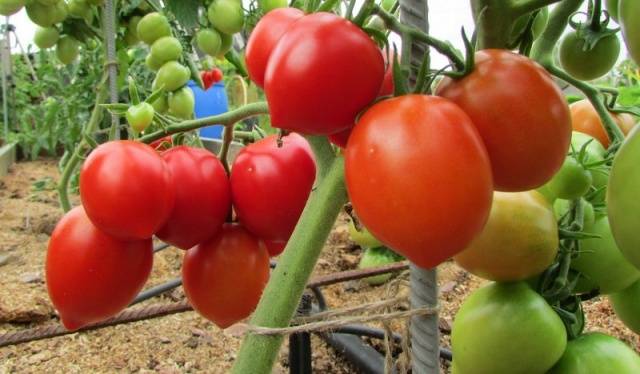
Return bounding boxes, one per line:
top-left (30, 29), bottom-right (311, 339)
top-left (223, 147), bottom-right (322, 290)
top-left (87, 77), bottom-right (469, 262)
top-left (156, 146), bottom-right (231, 250)
top-left (452, 282), bottom-right (567, 374)
top-left (438, 49), bottom-right (571, 191)
top-left (230, 133), bottom-right (316, 247)
top-left (454, 191), bottom-right (558, 282)
top-left (549, 333), bottom-right (640, 373)
top-left (345, 95), bottom-right (493, 269)
top-left (46, 207), bottom-right (153, 331)
top-left (80, 141), bottom-right (175, 240)
top-left (182, 224), bottom-right (270, 328)
top-left (265, 12), bottom-right (385, 135)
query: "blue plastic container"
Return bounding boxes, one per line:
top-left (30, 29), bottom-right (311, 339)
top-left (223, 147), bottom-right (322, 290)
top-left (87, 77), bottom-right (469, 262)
top-left (187, 80), bottom-right (229, 139)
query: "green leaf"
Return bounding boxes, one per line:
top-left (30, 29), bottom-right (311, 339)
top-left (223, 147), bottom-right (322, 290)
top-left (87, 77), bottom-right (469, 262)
top-left (617, 86), bottom-right (640, 107)
top-left (165, 0), bottom-right (200, 30)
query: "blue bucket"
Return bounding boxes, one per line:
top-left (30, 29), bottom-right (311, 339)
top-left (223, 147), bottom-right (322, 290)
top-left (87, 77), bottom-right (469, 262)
top-left (187, 80), bottom-right (229, 139)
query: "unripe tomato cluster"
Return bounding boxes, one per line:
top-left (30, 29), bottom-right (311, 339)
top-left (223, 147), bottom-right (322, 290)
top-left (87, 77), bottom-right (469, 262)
top-left (47, 135), bottom-right (316, 330)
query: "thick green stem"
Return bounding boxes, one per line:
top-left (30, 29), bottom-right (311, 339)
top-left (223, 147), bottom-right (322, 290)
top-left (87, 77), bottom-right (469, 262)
top-left (232, 155), bottom-right (348, 374)
top-left (58, 87), bottom-right (108, 212)
top-left (139, 102), bottom-right (269, 143)
top-left (530, 0), bottom-right (583, 64)
top-left (306, 136), bottom-right (336, 181)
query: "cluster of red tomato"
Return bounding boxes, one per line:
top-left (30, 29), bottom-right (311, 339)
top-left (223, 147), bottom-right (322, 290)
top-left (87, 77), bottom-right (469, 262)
top-left (200, 68), bottom-right (224, 90)
top-left (46, 134), bottom-right (316, 330)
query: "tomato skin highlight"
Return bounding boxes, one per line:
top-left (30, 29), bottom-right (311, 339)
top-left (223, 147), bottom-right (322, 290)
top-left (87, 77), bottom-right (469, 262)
top-left (231, 133), bottom-right (316, 244)
top-left (438, 49), bottom-right (571, 192)
top-left (452, 282), bottom-right (567, 374)
top-left (454, 191), bottom-right (558, 282)
top-left (156, 146), bottom-right (231, 250)
top-left (245, 7), bottom-right (304, 88)
top-left (265, 12), bottom-right (385, 135)
top-left (345, 95), bottom-right (493, 269)
top-left (182, 224), bottom-right (270, 328)
top-left (80, 140), bottom-right (175, 240)
top-left (46, 207), bottom-right (153, 331)
top-left (548, 333), bottom-right (640, 374)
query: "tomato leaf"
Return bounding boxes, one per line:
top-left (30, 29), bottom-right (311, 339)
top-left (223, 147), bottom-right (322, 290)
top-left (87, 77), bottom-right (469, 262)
top-left (165, 0), bottom-right (200, 30)
top-left (391, 46), bottom-right (408, 96)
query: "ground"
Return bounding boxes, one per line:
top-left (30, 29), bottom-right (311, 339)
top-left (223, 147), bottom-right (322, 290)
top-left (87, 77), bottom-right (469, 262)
top-left (0, 160), bottom-right (638, 373)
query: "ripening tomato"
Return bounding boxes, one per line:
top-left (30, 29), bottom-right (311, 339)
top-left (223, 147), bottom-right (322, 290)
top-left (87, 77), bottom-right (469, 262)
top-left (610, 279), bottom-right (640, 335)
top-left (548, 333), bottom-right (640, 374)
top-left (46, 207), bottom-right (153, 331)
top-left (570, 99), bottom-right (637, 148)
top-left (608, 126), bottom-right (640, 270)
top-left (230, 133), bottom-right (316, 246)
top-left (620, 0), bottom-right (640, 65)
top-left (80, 141), bottom-right (175, 240)
top-left (245, 7), bottom-right (304, 88)
top-left (438, 49), bottom-right (571, 192)
top-left (182, 224), bottom-right (270, 328)
top-left (156, 146), bottom-right (230, 250)
top-left (452, 282), bottom-right (567, 374)
top-left (265, 12), bottom-right (385, 135)
top-left (345, 95), bottom-right (493, 269)
top-left (454, 191), bottom-right (558, 282)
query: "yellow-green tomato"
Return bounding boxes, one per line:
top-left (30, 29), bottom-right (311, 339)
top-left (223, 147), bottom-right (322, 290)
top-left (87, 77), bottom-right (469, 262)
top-left (126, 102), bottom-right (154, 133)
top-left (454, 191), bottom-right (558, 282)
top-left (609, 279), bottom-right (640, 334)
top-left (136, 12), bottom-right (171, 45)
top-left (196, 29), bottom-right (222, 57)
top-left (68, 0), bottom-right (91, 20)
top-left (452, 282), bottom-right (567, 374)
top-left (155, 61), bottom-right (190, 92)
top-left (34, 26), bottom-right (59, 49)
top-left (207, 0), bottom-right (244, 35)
top-left (145, 53), bottom-right (163, 71)
top-left (26, 2), bottom-right (56, 26)
top-left (51, 0), bottom-right (68, 24)
top-left (348, 219), bottom-right (383, 248)
top-left (56, 36), bottom-right (80, 65)
top-left (571, 216), bottom-right (640, 294)
top-left (150, 36), bottom-right (183, 65)
top-left (168, 87), bottom-right (194, 119)
top-left (0, 0), bottom-right (25, 16)
top-left (548, 333), bottom-right (640, 374)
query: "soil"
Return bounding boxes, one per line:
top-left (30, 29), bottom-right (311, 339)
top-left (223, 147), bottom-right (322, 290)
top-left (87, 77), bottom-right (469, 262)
top-left (0, 160), bottom-right (638, 373)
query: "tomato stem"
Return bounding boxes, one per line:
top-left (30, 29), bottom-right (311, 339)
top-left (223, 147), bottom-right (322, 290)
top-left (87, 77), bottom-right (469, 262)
top-left (530, 0), bottom-right (582, 64)
top-left (232, 151), bottom-right (347, 374)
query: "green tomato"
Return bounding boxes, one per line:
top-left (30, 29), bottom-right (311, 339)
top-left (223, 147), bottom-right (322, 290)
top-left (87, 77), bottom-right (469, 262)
top-left (571, 216), bottom-right (640, 294)
top-left (217, 31), bottom-right (233, 58)
top-left (151, 95), bottom-right (168, 114)
top-left (608, 126), bottom-right (640, 270)
top-left (155, 61), bottom-right (190, 92)
top-left (545, 156), bottom-right (593, 200)
top-left (609, 279), bottom-right (640, 334)
top-left (620, 0), bottom-right (640, 65)
top-left (0, 0), bottom-right (25, 16)
top-left (549, 333), bottom-right (640, 374)
top-left (68, 0), bottom-right (91, 20)
top-left (126, 103), bottom-right (154, 133)
top-left (358, 246), bottom-right (402, 286)
top-left (51, 0), bottom-right (68, 24)
top-left (150, 36), bottom-right (183, 65)
top-left (34, 26), bottom-right (59, 49)
top-left (258, 0), bottom-right (287, 13)
top-left (380, 0), bottom-right (395, 11)
top-left (168, 87), bottom-right (194, 119)
top-left (607, 0), bottom-right (620, 21)
top-left (536, 183), bottom-right (556, 204)
top-left (571, 131), bottom-right (608, 204)
top-left (196, 29), bottom-right (222, 57)
top-left (136, 12), bottom-right (171, 45)
top-left (26, 2), bottom-right (56, 27)
top-left (559, 31), bottom-right (621, 81)
top-left (207, 0), bottom-right (244, 35)
top-left (452, 282), bottom-right (567, 374)
top-left (553, 198), bottom-right (595, 228)
top-left (348, 219), bottom-right (383, 248)
top-left (127, 15), bottom-right (141, 39)
top-left (56, 36), bottom-right (80, 65)
top-left (145, 53), bottom-right (163, 71)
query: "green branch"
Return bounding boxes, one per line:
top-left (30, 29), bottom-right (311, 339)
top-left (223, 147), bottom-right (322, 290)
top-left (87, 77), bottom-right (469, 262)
top-left (306, 136), bottom-right (336, 181)
top-left (232, 153), bottom-right (348, 374)
top-left (138, 102), bottom-right (269, 143)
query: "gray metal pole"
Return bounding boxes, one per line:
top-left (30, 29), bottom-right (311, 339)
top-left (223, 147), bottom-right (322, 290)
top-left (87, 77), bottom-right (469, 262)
top-left (399, 1), bottom-right (440, 373)
top-left (103, 0), bottom-right (119, 139)
top-left (1, 17), bottom-right (10, 139)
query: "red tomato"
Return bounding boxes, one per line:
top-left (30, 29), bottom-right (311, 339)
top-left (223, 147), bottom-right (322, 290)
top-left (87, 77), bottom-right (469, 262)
top-left (345, 95), bottom-right (493, 268)
top-left (245, 7), bottom-right (304, 88)
top-left (264, 240), bottom-right (286, 257)
top-left (230, 133), bottom-right (316, 246)
top-left (156, 146), bottom-right (231, 250)
top-left (438, 49), bottom-right (571, 192)
top-left (265, 12), bottom-right (385, 135)
top-left (182, 223), bottom-right (270, 328)
top-left (210, 67), bottom-right (223, 83)
top-left (46, 207), bottom-right (153, 331)
top-left (80, 140), bottom-right (175, 240)
top-left (328, 50), bottom-right (395, 148)
top-left (201, 71), bottom-right (214, 90)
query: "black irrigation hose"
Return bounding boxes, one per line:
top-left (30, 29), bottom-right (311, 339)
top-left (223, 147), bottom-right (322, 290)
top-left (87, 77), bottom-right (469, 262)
top-left (130, 277), bottom-right (183, 306)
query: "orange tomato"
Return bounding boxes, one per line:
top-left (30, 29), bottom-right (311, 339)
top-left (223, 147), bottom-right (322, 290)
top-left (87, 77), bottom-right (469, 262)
top-left (570, 99), bottom-right (637, 148)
